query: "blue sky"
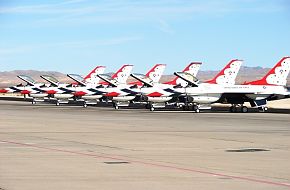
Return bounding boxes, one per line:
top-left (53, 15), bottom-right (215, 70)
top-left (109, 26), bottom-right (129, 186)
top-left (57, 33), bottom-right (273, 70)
top-left (0, 0), bottom-right (289, 75)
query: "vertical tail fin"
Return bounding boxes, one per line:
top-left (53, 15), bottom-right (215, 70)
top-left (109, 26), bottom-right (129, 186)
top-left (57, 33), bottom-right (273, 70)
top-left (111, 64), bottom-right (134, 84)
top-left (164, 62), bottom-right (202, 85)
top-left (206, 59), bottom-right (243, 85)
top-left (182, 62), bottom-right (202, 76)
top-left (244, 57), bottom-right (290, 86)
top-left (145, 64), bottom-right (166, 83)
top-left (84, 66), bottom-right (106, 85)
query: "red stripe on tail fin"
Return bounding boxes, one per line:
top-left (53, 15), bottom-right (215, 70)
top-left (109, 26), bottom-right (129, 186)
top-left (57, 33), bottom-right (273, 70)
top-left (145, 64), bottom-right (166, 83)
top-left (111, 65), bottom-right (133, 84)
top-left (206, 59), bottom-right (243, 85)
top-left (84, 66), bottom-right (106, 85)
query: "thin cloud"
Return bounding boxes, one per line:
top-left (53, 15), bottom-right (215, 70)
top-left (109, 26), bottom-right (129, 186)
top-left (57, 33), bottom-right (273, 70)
top-left (0, 0), bottom-right (87, 14)
top-left (0, 0), bottom-right (285, 15)
top-left (0, 0), bottom-right (287, 30)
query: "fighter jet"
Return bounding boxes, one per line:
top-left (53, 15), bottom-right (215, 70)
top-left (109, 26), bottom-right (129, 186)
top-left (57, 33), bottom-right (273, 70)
top-left (217, 56), bottom-right (290, 112)
top-left (147, 57), bottom-right (290, 113)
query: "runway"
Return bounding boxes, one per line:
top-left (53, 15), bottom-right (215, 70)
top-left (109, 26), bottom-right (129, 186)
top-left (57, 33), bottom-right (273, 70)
top-left (0, 101), bottom-right (290, 190)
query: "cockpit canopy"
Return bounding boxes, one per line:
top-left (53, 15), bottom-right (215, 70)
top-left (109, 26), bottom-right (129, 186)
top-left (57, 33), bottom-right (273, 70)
top-left (40, 75), bottom-right (60, 86)
top-left (97, 74), bottom-right (119, 87)
top-left (130, 73), bottom-right (154, 87)
top-left (174, 72), bottom-right (199, 87)
top-left (67, 74), bottom-right (86, 86)
top-left (17, 75), bottom-right (36, 86)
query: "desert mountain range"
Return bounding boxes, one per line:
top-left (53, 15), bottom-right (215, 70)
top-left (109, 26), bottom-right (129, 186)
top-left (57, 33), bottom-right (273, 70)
top-left (0, 66), bottom-right (289, 88)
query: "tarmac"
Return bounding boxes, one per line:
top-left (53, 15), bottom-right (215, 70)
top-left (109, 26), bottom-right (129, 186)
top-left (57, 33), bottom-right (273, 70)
top-left (0, 100), bottom-right (290, 190)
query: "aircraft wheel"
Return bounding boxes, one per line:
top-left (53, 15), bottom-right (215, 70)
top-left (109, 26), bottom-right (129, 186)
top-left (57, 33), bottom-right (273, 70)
top-left (258, 106), bottom-right (268, 112)
top-left (260, 106), bottom-right (268, 112)
top-left (230, 105), bottom-right (239, 112)
top-left (241, 106), bottom-right (248, 113)
top-left (114, 103), bottom-right (119, 110)
top-left (145, 104), bottom-right (150, 109)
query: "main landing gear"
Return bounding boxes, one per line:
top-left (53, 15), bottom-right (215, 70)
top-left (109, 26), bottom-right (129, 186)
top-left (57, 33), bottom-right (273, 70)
top-left (182, 105), bottom-right (200, 113)
top-left (230, 104), bottom-right (248, 113)
top-left (31, 98), bottom-right (45, 105)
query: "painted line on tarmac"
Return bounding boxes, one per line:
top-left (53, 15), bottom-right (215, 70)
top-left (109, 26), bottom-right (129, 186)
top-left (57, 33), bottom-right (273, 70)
top-left (1, 139), bottom-right (290, 188)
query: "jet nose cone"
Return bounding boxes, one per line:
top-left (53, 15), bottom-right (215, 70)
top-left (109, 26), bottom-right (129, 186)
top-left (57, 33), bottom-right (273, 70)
top-left (0, 89), bottom-right (8, 93)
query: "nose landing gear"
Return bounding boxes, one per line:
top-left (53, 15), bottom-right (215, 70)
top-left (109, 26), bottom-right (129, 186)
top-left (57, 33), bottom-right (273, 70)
top-left (258, 106), bottom-right (268, 112)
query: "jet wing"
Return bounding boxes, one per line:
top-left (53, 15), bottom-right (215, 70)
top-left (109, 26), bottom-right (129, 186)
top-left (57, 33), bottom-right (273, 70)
top-left (97, 74), bottom-right (118, 87)
top-left (17, 75), bottom-right (36, 86)
top-left (40, 75), bottom-right (59, 87)
top-left (174, 72), bottom-right (199, 87)
top-left (130, 73), bottom-right (154, 87)
top-left (67, 74), bottom-right (86, 86)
